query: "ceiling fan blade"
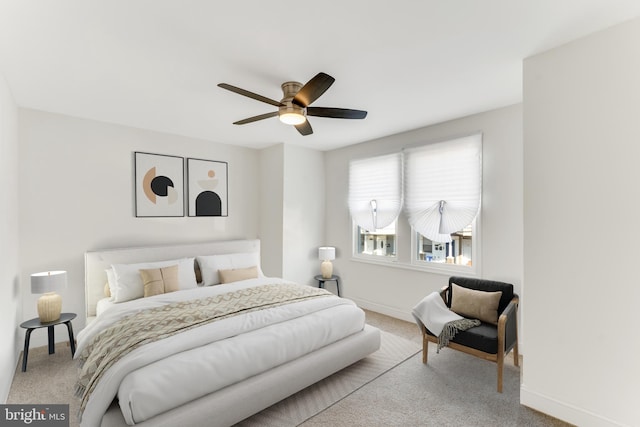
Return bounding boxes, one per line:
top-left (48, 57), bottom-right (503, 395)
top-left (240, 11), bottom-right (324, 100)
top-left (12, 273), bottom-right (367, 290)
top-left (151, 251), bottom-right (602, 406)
top-left (292, 72), bottom-right (335, 107)
top-left (233, 111), bottom-right (278, 125)
top-left (307, 107), bottom-right (368, 119)
top-left (295, 120), bottom-right (313, 136)
top-left (218, 83), bottom-right (283, 107)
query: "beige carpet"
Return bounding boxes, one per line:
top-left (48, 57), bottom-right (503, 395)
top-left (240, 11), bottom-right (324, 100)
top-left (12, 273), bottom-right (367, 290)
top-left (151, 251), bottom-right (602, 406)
top-left (7, 328), bottom-right (420, 427)
top-left (7, 311), bottom-right (571, 426)
top-left (7, 342), bottom-right (81, 422)
top-left (304, 310), bottom-right (572, 427)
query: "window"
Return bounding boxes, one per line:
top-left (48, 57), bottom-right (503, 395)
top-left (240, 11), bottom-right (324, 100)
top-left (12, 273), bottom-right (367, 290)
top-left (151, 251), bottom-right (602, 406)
top-left (349, 133), bottom-right (482, 275)
top-left (355, 222), bottom-right (397, 258)
top-left (405, 134), bottom-right (481, 272)
top-left (415, 222), bottom-right (474, 267)
top-left (348, 153), bottom-right (402, 260)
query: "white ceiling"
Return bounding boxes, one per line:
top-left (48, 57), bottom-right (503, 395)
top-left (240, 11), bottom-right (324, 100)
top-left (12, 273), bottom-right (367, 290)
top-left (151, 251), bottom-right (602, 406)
top-left (1, 1), bottom-right (639, 151)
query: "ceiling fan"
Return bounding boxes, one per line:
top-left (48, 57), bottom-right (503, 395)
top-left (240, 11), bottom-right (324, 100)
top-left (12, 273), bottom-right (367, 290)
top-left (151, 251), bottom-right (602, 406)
top-left (218, 72), bottom-right (367, 136)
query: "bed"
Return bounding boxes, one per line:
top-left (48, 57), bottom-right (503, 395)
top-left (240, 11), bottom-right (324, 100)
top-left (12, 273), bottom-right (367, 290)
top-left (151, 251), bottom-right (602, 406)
top-left (80, 239), bottom-right (380, 427)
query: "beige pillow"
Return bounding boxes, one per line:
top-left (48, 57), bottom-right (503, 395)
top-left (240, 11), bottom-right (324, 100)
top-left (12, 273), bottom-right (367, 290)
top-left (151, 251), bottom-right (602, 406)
top-left (139, 265), bottom-right (180, 297)
top-left (450, 283), bottom-right (502, 324)
top-left (218, 266), bottom-right (258, 284)
top-left (104, 282), bottom-right (111, 298)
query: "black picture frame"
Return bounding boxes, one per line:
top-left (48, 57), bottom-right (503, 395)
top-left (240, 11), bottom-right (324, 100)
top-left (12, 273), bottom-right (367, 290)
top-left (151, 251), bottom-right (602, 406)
top-left (134, 152), bottom-right (185, 217)
top-left (187, 157), bottom-right (229, 217)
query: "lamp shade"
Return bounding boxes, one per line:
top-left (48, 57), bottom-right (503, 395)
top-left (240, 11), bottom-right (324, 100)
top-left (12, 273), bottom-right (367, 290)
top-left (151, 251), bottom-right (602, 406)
top-left (318, 247), bottom-right (335, 261)
top-left (31, 271), bottom-right (67, 294)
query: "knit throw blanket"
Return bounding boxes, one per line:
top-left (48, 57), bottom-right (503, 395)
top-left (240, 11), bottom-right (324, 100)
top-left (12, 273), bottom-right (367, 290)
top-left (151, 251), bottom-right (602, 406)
top-left (75, 283), bottom-right (332, 415)
top-left (437, 318), bottom-right (480, 352)
top-left (412, 291), bottom-right (480, 352)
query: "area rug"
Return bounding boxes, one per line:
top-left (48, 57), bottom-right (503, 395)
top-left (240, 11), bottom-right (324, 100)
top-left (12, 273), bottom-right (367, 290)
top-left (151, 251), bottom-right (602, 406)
top-left (7, 329), bottom-right (420, 427)
top-left (237, 331), bottom-right (420, 426)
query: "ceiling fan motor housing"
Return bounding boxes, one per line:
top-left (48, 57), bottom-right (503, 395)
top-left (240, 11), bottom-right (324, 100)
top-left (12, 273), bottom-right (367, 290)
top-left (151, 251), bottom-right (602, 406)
top-left (279, 81), bottom-right (305, 123)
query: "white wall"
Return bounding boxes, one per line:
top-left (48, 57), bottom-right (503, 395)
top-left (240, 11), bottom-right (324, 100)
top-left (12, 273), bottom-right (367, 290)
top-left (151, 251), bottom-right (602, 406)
top-left (324, 104), bottom-right (523, 321)
top-left (282, 144), bottom-right (325, 286)
top-left (522, 18), bottom-right (640, 427)
top-left (259, 144), bottom-right (284, 277)
top-left (0, 70), bottom-right (20, 401)
top-left (259, 143), bottom-right (326, 287)
top-left (18, 109), bottom-right (260, 345)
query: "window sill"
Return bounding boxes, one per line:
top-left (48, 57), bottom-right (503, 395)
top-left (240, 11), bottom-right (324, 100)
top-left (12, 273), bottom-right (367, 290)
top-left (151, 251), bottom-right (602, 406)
top-left (351, 254), bottom-right (478, 277)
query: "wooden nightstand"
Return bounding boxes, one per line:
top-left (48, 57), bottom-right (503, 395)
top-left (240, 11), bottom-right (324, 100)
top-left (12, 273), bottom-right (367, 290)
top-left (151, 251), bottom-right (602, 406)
top-left (20, 312), bottom-right (76, 372)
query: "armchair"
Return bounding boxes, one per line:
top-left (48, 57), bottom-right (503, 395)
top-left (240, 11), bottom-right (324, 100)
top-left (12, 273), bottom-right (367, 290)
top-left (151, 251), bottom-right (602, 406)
top-left (416, 276), bottom-right (519, 392)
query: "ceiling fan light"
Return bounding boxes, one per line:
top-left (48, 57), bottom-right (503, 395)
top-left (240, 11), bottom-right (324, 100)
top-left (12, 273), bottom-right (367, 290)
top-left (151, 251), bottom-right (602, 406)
top-left (279, 112), bottom-right (306, 125)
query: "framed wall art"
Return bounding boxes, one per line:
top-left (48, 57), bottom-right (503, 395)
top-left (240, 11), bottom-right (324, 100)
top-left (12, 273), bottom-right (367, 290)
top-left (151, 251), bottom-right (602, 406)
top-left (134, 152), bottom-right (185, 217)
top-left (187, 157), bottom-right (228, 217)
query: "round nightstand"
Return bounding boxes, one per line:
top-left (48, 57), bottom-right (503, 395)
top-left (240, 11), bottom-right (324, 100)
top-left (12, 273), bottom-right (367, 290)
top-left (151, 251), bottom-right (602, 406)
top-left (20, 312), bottom-right (76, 372)
top-left (314, 275), bottom-right (341, 297)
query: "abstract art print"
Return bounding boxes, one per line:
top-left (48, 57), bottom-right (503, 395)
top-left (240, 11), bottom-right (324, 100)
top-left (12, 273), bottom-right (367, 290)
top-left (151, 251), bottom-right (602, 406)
top-left (187, 158), bottom-right (228, 217)
top-left (134, 152), bottom-right (184, 217)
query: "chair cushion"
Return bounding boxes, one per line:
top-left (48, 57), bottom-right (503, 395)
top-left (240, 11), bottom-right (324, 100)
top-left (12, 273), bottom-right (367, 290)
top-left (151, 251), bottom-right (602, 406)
top-left (450, 283), bottom-right (502, 324)
top-left (450, 323), bottom-right (498, 354)
top-left (425, 322), bottom-right (499, 354)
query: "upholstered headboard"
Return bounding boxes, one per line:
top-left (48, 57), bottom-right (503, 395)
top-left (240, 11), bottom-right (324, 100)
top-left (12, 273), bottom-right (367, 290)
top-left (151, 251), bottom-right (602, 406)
top-left (84, 239), bottom-right (261, 319)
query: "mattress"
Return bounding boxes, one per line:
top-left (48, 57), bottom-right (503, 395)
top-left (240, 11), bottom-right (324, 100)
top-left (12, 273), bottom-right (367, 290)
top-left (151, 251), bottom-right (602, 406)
top-left (119, 299), bottom-right (362, 423)
top-left (76, 278), bottom-right (366, 426)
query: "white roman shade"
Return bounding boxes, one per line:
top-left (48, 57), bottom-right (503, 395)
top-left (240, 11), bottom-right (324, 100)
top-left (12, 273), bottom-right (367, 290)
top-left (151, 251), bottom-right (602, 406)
top-left (404, 134), bottom-right (482, 243)
top-left (348, 153), bottom-right (403, 231)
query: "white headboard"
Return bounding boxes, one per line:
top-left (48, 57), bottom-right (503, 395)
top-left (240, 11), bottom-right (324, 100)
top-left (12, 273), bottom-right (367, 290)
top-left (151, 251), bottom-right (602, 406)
top-left (84, 239), bottom-right (261, 318)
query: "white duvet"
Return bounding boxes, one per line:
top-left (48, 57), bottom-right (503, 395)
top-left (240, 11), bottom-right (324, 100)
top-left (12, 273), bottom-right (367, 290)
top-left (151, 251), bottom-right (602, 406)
top-left (76, 278), bottom-right (365, 426)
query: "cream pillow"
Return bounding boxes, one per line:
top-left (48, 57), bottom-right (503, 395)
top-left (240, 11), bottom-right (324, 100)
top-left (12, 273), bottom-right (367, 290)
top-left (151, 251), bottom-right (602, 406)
top-left (218, 266), bottom-right (258, 284)
top-left (139, 265), bottom-right (180, 297)
top-left (450, 283), bottom-right (502, 325)
top-left (196, 252), bottom-right (262, 286)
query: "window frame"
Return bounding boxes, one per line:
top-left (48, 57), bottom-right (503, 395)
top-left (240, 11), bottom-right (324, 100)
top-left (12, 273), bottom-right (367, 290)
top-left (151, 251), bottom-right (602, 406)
top-left (351, 215), bottom-right (480, 277)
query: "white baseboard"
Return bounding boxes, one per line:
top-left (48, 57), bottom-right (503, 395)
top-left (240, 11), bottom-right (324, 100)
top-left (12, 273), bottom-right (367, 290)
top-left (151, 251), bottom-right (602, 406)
top-left (520, 385), bottom-right (626, 427)
top-left (350, 297), bottom-right (414, 323)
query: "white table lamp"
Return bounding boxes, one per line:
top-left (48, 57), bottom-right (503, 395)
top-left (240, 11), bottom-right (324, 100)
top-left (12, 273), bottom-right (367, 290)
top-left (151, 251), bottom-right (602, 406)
top-left (318, 247), bottom-right (336, 279)
top-left (31, 270), bottom-right (67, 322)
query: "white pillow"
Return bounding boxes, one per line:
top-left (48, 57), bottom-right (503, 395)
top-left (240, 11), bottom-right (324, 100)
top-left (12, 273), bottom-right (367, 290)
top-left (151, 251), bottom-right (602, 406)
top-left (105, 268), bottom-right (117, 302)
top-left (196, 252), bottom-right (262, 286)
top-left (111, 257), bottom-right (197, 303)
